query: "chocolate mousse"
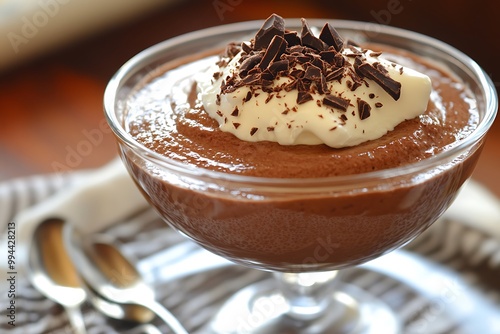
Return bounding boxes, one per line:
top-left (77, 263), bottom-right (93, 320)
top-left (122, 15), bottom-right (482, 271)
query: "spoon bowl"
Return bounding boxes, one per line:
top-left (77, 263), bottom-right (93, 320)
top-left (82, 275), bottom-right (155, 324)
top-left (28, 218), bottom-right (87, 334)
top-left (64, 225), bottom-right (188, 334)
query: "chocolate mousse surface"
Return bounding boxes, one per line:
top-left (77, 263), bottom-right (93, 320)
top-left (126, 16), bottom-right (477, 179)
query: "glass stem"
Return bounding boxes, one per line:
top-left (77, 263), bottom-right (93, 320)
top-left (274, 270), bottom-right (343, 321)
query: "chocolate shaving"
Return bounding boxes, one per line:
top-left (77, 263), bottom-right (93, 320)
top-left (319, 50), bottom-right (337, 63)
top-left (357, 99), bottom-right (371, 120)
top-left (225, 43), bottom-right (241, 58)
top-left (250, 127), bottom-right (258, 136)
top-left (213, 72), bottom-right (222, 80)
top-left (311, 57), bottom-right (326, 72)
top-left (325, 67), bottom-right (344, 81)
top-left (243, 91), bottom-right (252, 102)
top-left (318, 72), bottom-right (328, 94)
top-left (290, 69), bottom-right (305, 79)
top-left (241, 72), bottom-right (262, 85)
top-left (297, 91), bottom-right (313, 104)
top-left (333, 53), bottom-right (345, 67)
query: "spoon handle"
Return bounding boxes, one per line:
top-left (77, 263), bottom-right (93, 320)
top-left (64, 305), bottom-right (87, 334)
top-left (142, 300), bottom-right (188, 334)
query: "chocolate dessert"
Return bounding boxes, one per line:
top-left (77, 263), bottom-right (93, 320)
top-left (119, 15), bottom-right (483, 271)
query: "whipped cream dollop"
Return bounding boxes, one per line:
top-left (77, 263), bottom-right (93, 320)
top-left (197, 14), bottom-right (431, 148)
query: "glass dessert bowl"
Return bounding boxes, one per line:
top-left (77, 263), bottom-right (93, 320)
top-left (104, 17), bottom-right (497, 333)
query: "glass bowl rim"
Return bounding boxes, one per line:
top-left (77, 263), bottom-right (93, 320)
top-left (104, 18), bottom-right (498, 186)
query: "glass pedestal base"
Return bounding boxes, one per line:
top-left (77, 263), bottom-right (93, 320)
top-left (207, 278), bottom-right (400, 334)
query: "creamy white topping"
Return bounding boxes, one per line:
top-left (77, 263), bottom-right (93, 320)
top-left (197, 46), bottom-right (431, 148)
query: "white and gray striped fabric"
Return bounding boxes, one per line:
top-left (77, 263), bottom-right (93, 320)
top-left (1, 173), bottom-right (500, 333)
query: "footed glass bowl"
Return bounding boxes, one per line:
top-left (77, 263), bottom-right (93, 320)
top-left (105, 19), bottom-right (497, 334)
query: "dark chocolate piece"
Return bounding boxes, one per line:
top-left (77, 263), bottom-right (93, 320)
top-left (319, 23), bottom-right (344, 52)
top-left (300, 19), bottom-right (327, 51)
top-left (288, 45), bottom-right (305, 54)
top-left (250, 127), bottom-right (258, 136)
top-left (325, 67), bottom-right (344, 81)
top-left (303, 64), bottom-right (322, 81)
top-left (319, 50), bottom-right (337, 64)
top-left (297, 91), bottom-right (313, 104)
top-left (333, 53), bottom-right (345, 67)
top-left (225, 43), bottom-right (241, 58)
top-left (290, 69), bottom-right (305, 79)
top-left (243, 91), bottom-right (252, 102)
top-left (241, 42), bottom-right (253, 54)
top-left (318, 72), bottom-right (328, 94)
top-left (254, 14), bottom-right (285, 50)
top-left (323, 94), bottom-right (350, 111)
top-left (239, 54), bottom-right (263, 75)
top-left (284, 31), bottom-right (301, 46)
top-left (268, 59), bottom-right (289, 76)
top-left (356, 62), bottom-right (401, 100)
top-left (357, 99), bottom-right (371, 120)
top-left (259, 35), bottom-right (287, 69)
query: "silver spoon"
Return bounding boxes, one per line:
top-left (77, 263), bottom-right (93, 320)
top-left (82, 275), bottom-right (155, 324)
top-left (29, 218), bottom-right (161, 332)
top-left (28, 218), bottom-right (87, 334)
top-left (65, 226), bottom-right (188, 334)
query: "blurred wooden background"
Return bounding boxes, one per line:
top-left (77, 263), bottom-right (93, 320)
top-left (1, 0), bottom-right (498, 195)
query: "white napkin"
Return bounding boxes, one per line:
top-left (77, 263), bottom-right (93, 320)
top-left (446, 180), bottom-right (500, 239)
top-left (2, 158), bottom-right (149, 276)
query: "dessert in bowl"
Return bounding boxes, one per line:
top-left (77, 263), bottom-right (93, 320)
top-left (105, 14), bottom-right (497, 333)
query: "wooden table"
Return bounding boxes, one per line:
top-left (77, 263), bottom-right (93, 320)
top-left (1, 0), bottom-right (499, 197)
